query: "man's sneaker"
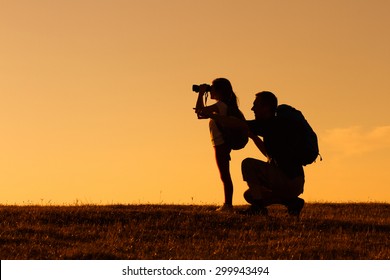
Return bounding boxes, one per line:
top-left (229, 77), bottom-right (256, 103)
top-left (286, 197), bottom-right (305, 217)
top-left (216, 204), bottom-right (234, 213)
top-left (241, 205), bottom-right (268, 216)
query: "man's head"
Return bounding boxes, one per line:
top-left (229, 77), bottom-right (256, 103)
top-left (252, 91), bottom-right (278, 121)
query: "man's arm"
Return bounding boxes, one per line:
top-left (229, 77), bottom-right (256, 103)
top-left (210, 114), bottom-right (269, 158)
top-left (248, 131), bottom-right (268, 158)
top-left (245, 120), bottom-right (269, 158)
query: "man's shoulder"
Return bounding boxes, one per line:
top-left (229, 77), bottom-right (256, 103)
top-left (276, 104), bottom-right (297, 117)
top-left (276, 105), bottom-right (303, 126)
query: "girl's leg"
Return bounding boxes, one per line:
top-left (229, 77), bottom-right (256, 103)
top-left (214, 144), bottom-right (233, 205)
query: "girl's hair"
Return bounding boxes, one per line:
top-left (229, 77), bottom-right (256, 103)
top-left (212, 78), bottom-right (245, 120)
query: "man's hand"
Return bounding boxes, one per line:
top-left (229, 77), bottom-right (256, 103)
top-left (248, 129), bottom-right (257, 140)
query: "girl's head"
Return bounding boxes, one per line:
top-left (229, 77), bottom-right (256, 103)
top-left (211, 78), bottom-right (235, 104)
top-left (211, 78), bottom-right (244, 119)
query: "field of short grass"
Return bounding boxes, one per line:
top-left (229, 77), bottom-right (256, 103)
top-left (1, 203), bottom-right (389, 259)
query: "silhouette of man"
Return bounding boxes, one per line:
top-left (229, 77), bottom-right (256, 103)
top-left (242, 91), bottom-right (305, 216)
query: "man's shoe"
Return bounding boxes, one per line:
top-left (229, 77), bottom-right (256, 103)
top-left (286, 197), bottom-right (305, 217)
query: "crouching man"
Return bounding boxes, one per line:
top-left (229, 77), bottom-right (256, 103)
top-left (242, 91), bottom-right (305, 216)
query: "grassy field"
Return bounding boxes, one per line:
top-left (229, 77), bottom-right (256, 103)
top-left (0, 203), bottom-right (389, 260)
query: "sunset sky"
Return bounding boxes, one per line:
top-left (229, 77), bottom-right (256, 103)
top-left (1, 0), bottom-right (390, 205)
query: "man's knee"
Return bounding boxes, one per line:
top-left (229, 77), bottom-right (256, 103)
top-left (241, 158), bottom-right (257, 174)
top-left (241, 157), bottom-right (267, 180)
top-left (244, 189), bottom-right (255, 204)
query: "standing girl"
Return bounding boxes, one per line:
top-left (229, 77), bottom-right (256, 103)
top-left (195, 78), bottom-right (245, 212)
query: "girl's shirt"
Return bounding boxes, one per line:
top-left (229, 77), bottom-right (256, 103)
top-left (209, 101), bottom-right (228, 146)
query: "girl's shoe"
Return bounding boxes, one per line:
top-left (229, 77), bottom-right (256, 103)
top-left (216, 204), bottom-right (234, 213)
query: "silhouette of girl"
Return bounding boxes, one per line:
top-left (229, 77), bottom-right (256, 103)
top-left (195, 78), bottom-right (245, 212)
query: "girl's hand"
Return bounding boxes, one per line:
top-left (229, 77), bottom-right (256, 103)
top-left (199, 84), bottom-right (210, 94)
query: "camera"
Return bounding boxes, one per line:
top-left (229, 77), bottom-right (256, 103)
top-left (192, 84), bottom-right (211, 93)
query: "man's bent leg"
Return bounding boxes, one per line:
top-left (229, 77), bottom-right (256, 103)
top-left (241, 158), bottom-right (272, 203)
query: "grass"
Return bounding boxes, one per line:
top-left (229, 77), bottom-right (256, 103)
top-left (0, 203), bottom-right (389, 259)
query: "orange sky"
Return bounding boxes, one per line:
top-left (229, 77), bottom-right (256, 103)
top-left (1, 0), bottom-right (390, 205)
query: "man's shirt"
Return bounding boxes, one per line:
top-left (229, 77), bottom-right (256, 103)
top-left (247, 117), bottom-right (304, 179)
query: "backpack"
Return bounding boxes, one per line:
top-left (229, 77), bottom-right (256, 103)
top-left (276, 104), bottom-right (320, 165)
